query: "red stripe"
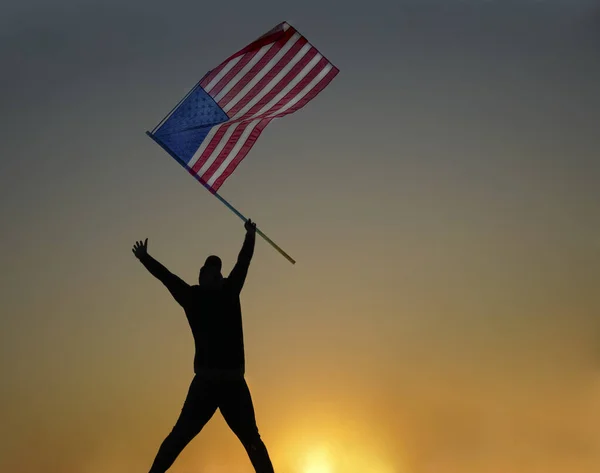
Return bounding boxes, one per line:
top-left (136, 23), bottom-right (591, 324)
top-left (200, 23), bottom-right (294, 89)
top-left (206, 48), bottom-right (262, 98)
top-left (200, 63), bottom-right (228, 89)
top-left (225, 39), bottom-right (313, 118)
top-left (231, 48), bottom-right (319, 120)
top-left (271, 66), bottom-right (339, 119)
top-left (217, 28), bottom-right (297, 109)
top-left (199, 121), bottom-right (254, 183)
top-left (243, 55), bottom-right (328, 120)
top-left (210, 118), bottom-right (272, 191)
top-left (189, 123), bottom-right (231, 174)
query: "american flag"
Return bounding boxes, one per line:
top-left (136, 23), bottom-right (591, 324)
top-left (148, 21), bottom-right (339, 192)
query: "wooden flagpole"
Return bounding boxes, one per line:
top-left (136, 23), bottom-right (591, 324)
top-left (210, 188), bottom-right (296, 265)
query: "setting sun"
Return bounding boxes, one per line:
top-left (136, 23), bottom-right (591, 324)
top-left (271, 407), bottom-right (400, 473)
top-left (302, 447), bottom-right (334, 473)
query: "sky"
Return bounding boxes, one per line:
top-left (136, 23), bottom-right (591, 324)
top-left (1, 1), bottom-right (599, 472)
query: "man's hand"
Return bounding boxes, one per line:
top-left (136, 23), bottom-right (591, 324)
top-left (132, 238), bottom-right (148, 259)
top-left (244, 219), bottom-right (256, 235)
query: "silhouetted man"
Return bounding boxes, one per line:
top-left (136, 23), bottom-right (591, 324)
top-left (132, 219), bottom-right (274, 473)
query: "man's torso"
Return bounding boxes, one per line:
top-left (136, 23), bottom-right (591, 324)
top-left (182, 279), bottom-right (245, 373)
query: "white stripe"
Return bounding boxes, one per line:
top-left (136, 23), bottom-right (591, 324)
top-left (187, 125), bottom-right (222, 169)
top-left (264, 64), bottom-right (333, 118)
top-left (195, 123), bottom-right (243, 178)
top-left (204, 56), bottom-right (243, 93)
top-left (212, 42), bottom-right (274, 103)
top-left (205, 119), bottom-right (263, 187)
top-left (231, 49), bottom-right (321, 120)
top-left (240, 53), bottom-right (323, 119)
top-left (222, 34), bottom-right (304, 112)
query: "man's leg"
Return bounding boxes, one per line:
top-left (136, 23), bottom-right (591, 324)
top-left (148, 375), bottom-right (218, 473)
top-left (219, 377), bottom-right (275, 473)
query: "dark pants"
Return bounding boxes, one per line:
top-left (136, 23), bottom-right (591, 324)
top-left (148, 373), bottom-right (274, 473)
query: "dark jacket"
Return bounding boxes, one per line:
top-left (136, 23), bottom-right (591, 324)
top-left (139, 232), bottom-right (254, 374)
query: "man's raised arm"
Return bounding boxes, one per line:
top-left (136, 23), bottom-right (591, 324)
top-left (228, 219), bottom-right (256, 294)
top-left (132, 238), bottom-right (190, 306)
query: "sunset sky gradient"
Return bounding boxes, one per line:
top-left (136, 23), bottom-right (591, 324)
top-left (1, 1), bottom-right (599, 473)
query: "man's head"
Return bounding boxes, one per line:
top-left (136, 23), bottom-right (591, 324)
top-left (199, 255), bottom-right (223, 287)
